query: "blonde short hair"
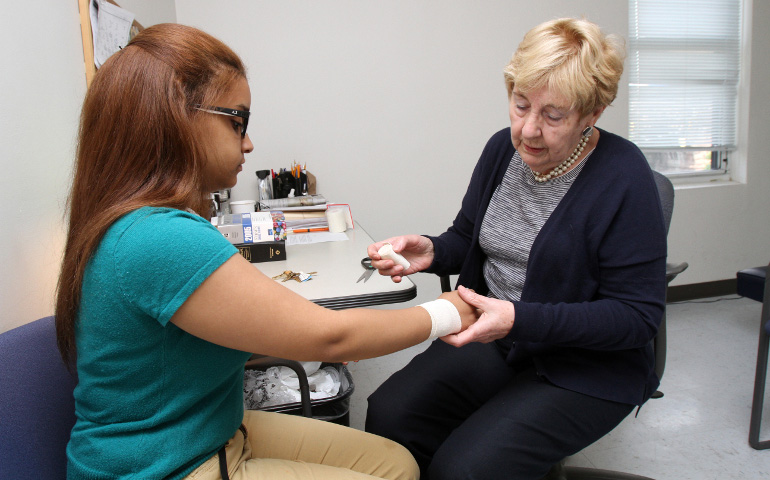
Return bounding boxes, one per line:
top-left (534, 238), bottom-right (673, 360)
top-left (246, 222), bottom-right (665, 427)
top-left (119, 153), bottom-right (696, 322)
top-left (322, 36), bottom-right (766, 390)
top-left (503, 18), bottom-right (625, 117)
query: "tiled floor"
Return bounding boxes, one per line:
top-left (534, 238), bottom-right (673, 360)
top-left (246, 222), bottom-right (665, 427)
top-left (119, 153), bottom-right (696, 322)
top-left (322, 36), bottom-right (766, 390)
top-left (346, 295), bottom-right (770, 479)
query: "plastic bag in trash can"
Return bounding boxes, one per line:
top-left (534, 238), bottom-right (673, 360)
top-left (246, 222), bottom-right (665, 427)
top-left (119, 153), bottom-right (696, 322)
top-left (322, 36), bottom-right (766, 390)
top-left (244, 362), bottom-right (341, 409)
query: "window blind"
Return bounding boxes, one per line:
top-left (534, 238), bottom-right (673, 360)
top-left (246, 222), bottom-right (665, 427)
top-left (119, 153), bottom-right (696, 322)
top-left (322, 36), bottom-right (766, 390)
top-left (628, 0), bottom-right (742, 151)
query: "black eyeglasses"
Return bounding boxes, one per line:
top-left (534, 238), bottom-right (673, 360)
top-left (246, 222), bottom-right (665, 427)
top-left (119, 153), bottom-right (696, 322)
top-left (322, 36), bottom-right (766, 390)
top-left (193, 104), bottom-right (250, 138)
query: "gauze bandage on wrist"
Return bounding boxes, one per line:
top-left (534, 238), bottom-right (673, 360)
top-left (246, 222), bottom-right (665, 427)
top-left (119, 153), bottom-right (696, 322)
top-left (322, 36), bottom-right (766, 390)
top-left (418, 299), bottom-right (462, 340)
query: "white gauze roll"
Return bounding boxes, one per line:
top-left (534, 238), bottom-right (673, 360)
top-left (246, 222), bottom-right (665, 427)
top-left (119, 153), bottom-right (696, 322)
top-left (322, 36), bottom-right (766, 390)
top-left (377, 243), bottom-right (411, 271)
top-left (418, 299), bottom-right (462, 340)
top-left (326, 208), bottom-right (347, 233)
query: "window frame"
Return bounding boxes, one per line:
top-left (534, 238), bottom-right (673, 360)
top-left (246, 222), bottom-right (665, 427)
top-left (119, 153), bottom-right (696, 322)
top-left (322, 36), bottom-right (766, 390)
top-left (627, 0), bottom-right (748, 181)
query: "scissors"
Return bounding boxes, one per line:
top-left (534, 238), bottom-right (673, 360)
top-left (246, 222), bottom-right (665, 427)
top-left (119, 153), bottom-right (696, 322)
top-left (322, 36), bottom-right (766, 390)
top-left (357, 257), bottom-right (376, 283)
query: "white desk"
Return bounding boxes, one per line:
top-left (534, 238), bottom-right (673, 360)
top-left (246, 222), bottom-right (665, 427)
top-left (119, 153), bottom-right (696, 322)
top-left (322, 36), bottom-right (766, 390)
top-left (254, 223), bottom-right (416, 310)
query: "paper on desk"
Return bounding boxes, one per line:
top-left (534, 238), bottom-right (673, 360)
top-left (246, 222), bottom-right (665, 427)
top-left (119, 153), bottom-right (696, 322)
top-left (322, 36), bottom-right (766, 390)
top-left (286, 232), bottom-right (349, 246)
top-left (91, 0), bottom-right (135, 68)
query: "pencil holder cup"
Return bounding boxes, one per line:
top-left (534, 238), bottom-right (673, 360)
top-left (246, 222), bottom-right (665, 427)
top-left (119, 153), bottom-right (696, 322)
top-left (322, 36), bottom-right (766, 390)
top-left (230, 200), bottom-right (256, 214)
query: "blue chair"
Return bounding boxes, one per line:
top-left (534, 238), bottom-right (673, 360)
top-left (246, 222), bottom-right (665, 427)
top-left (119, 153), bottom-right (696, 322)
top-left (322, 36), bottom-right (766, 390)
top-left (736, 263), bottom-right (770, 450)
top-left (0, 316), bottom-right (77, 479)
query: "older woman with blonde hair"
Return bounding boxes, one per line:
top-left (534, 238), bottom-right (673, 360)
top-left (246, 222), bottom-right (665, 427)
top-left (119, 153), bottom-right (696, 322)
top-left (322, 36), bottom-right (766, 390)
top-left (365, 18), bottom-right (667, 480)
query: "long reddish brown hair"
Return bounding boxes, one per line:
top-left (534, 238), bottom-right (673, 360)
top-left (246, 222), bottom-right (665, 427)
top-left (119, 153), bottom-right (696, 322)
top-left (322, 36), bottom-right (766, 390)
top-left (56, 24), bottom-right (246, 365)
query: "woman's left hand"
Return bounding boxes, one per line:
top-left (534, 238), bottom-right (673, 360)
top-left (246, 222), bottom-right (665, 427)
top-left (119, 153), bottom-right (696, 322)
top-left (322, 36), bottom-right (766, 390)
top-left (440, 286), bottom-right (515, 347)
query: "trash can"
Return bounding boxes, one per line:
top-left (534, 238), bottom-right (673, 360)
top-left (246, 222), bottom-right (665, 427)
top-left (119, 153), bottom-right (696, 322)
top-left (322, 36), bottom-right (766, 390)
top-left (244, 361), bottom-right (354, 426)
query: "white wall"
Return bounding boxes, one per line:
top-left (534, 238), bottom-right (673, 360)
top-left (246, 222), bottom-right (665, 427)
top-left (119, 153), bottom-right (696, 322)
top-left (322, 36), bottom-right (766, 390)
top-left (0, 0), bottom-right (176, 334)
top-left (0, 1), bottom-right (85, 333)
top-left (176, 0), bottom-right (770, 303)
top-left (175, 0), bottom-right (630, 306)
top-left (1, 1), bottom-right (767, 333)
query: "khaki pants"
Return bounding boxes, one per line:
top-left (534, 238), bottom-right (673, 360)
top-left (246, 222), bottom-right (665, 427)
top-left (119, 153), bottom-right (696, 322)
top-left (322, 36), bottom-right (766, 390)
top-left (184, 410), bottom-right (419, 480)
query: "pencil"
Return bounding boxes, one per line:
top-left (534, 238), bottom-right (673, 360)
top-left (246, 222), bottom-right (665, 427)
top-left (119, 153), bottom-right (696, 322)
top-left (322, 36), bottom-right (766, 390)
top-left (288, 227), bottom-right (330, 234)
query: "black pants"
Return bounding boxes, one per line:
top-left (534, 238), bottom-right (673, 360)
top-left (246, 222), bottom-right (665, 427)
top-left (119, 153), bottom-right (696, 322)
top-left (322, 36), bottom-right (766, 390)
top-left (365, 341), bottom-right (634, 480)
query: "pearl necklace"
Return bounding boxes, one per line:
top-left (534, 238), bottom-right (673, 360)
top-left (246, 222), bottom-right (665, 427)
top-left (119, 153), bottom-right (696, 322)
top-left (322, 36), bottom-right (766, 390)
top-left (531, 126), bottom-right (593, 183)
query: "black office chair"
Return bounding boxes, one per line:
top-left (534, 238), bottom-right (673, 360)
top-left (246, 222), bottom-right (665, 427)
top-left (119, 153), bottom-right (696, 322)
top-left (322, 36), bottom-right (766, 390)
top-left (650, 170), bottom-right (690, 399)
top-left (440, 171), bottom-right (687, 480)
top-left (736, 263), bottom-right (770, 450)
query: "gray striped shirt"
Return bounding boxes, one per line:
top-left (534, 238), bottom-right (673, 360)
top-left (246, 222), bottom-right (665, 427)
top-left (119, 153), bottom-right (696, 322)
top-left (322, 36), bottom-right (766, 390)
top-left (479, 150), bottom-right (592, 301)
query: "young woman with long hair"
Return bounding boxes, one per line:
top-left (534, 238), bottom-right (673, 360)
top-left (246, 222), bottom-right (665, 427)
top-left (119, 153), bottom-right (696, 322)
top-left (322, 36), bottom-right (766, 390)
top-left (56, 23), bottom-right (476, 480)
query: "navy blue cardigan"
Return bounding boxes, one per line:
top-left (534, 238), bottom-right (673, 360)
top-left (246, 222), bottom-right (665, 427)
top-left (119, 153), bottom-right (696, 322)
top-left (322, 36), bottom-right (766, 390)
top-left (426, 127), bottom-right (667, 405)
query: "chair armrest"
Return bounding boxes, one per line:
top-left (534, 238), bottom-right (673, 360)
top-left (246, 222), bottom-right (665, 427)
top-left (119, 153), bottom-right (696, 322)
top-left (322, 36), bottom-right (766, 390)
top-left (440, 275), bottom-right (452, 293)
top-left (666, 261), bottom-right (689, 284)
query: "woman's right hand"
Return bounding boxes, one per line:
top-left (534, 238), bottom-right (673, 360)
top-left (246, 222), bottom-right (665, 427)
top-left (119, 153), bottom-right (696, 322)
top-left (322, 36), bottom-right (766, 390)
top-left (441, 286), bottom-right (515, 347)
top-left (367, 235), bottom-right (435, 283)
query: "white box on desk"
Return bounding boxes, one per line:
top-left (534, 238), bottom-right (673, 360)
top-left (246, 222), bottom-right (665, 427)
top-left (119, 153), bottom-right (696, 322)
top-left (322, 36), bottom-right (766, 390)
top-left (215, 212), bottom-right (285, 245)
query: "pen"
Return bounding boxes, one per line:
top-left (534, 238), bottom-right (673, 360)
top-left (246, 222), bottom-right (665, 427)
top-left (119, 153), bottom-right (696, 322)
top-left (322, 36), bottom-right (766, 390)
top-left (288, 227), bottom-right (330, 234)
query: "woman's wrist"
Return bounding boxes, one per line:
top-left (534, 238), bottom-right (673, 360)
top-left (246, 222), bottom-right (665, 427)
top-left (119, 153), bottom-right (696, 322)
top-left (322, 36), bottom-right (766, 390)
top-left (418, 299), bottom-right (462, 340)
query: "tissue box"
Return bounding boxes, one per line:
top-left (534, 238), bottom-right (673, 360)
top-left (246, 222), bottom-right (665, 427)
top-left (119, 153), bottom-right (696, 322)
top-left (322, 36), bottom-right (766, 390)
top-left (216, 212), bottom-right (287, 244)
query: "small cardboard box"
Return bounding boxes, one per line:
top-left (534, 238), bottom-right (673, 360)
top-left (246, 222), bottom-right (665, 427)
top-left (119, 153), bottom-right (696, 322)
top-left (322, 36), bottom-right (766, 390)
top-left (216, 212), bottom-right (287, 245)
